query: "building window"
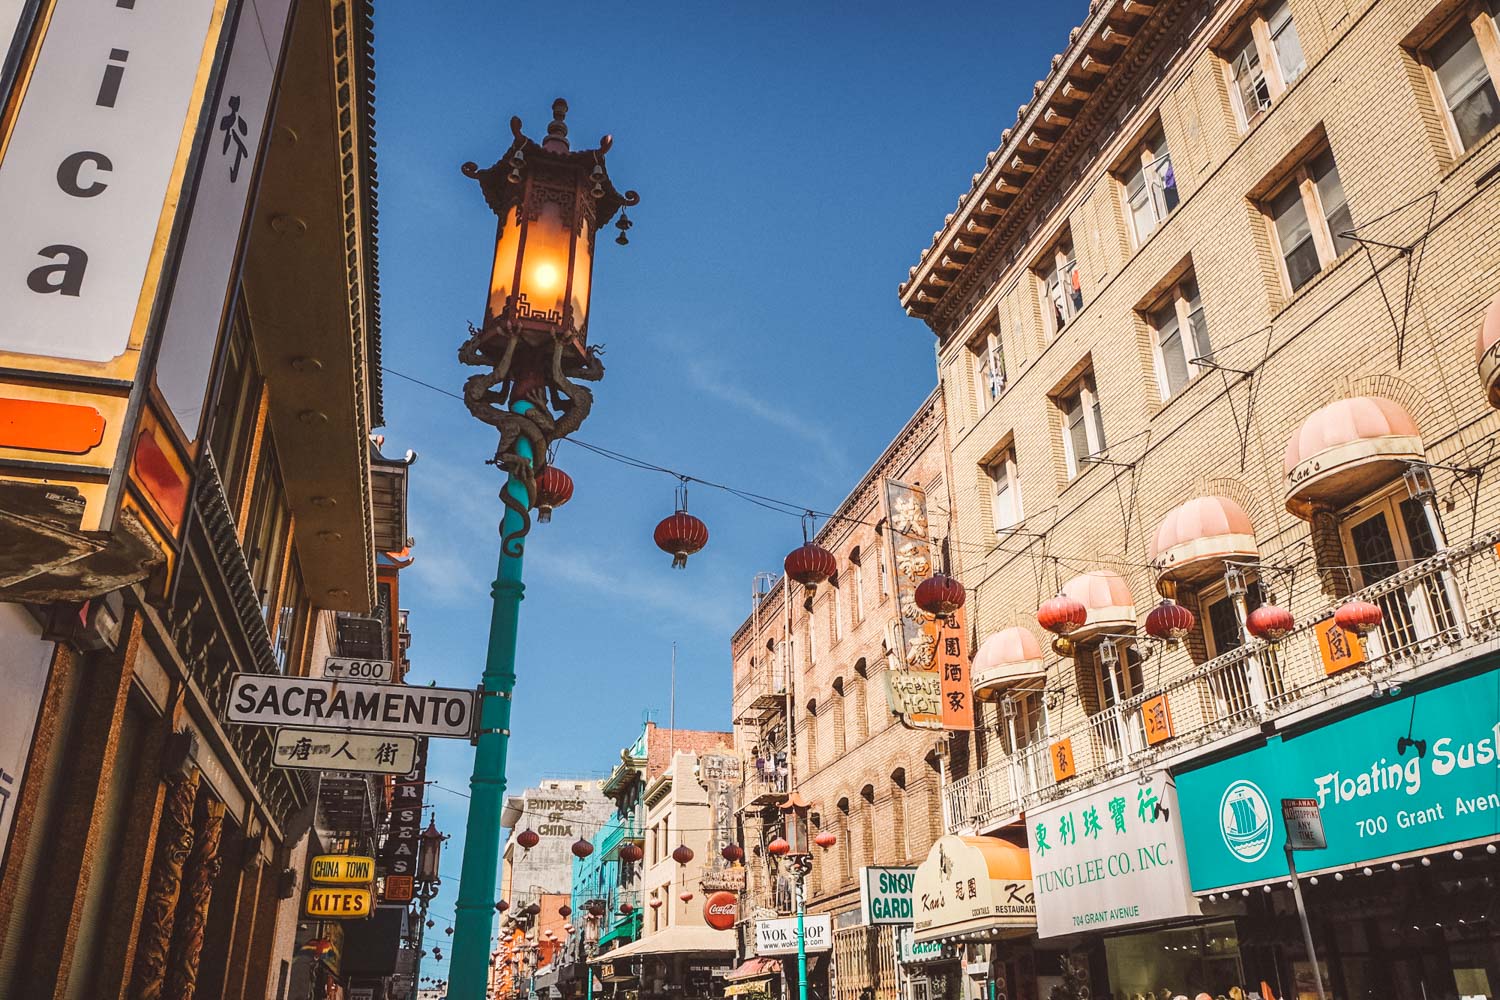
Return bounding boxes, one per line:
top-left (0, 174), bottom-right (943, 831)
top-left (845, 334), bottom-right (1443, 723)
top-left (1264, 147), bottom-right (1355, 293)
top-left (969, 324), bottom-right (1007, 412)
top-left (1340, 488), bottom-right (1456, 654)
top-left (1203, 581), bottom-right (1267, 658)
top-left (208, 312), bottom-right (263, 516)
top-left (877, 547), bottom-right (889, 598)
top-left (243, 437), bottom-right (291, 630)
top-left (1423, 6), bottom-right (1500, 153)
top-left (1056, 372), bottom-right (1106, 479)
top-left (1120, 128), bottom-right (1180, 244)
top-left (1226, 1), bottom-right (1307, 130)
top-left (985, 447), bottom-right (1023, 531)
top-left (1148, 276), bottom-right (1212, 399)
top-left (851, 550), bottom-right (865, 623)
top-left (1038, 235), bottom-right (1083, 335)
top-left (830, 584), bottom-right (842, 643)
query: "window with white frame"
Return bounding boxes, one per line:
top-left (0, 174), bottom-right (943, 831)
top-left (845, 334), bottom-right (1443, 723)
top-left (1148, 276), bottom-right (1212, 399)
top-left (1202, 579), bottom-right (1267, 658)
top-left (969, 324), bottom-right (1007, 412)
top-left (1226, 1), bottom-right (1307, 130)
top-left (985, 447), bottom-right (1023, 532)
top-left (1339, 486), bottom-right (1457, 653)
top-left (1038, 235), bottom-right (1083, 335)
top-left (1422, 5), bottom-right (1500, 153)
top-left (1120, 128), bottom-right (1180, 244)
top-left (1000, 691), bottom-right (1048, 752)
top-left (1056, 371), bottom-right (1106, 479)
top-left (1264, 147), bottom-right (1355, 293)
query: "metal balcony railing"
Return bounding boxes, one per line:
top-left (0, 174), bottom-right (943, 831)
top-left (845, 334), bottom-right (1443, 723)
top-left (734, 660), bottom-right (789, 724)
top-left (944, 532), bottom-right (1500, 834)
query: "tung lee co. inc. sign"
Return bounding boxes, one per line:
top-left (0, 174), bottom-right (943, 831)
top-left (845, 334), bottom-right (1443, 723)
top-left (1026, 770), bottom-right (1199, 938)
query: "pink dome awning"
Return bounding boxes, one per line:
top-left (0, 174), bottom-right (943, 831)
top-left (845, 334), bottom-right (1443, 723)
top-left (1478, 292), bottom-right (1500, 407)
top-left (1060, 570), bottom-right (1135, 638)
top-left (1149, 496), bottom-right (1258, 591)
top-left (972, 627), bottom-right (1046, 699)
top-left (1283, 396), bottom-right (1423, 517)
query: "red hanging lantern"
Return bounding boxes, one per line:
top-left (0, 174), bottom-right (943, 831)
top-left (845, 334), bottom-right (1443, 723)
top-left (516, 829), bottom-right (540, 850)
top-left (526, 902), bottom-right (541, 916)
top-left (914, 574), bottom-right (966, 618)
top-left (721, 843), bottom-right (744, 863)
top-left (571, 838), bottom-right (594, 859)
top-left (1037, 593), bottom-right (1088, 635)
top-left (559, 904), bottom-right (572, 917)
top-left (671, 845), bottom-right (694, 866)
top-left (1144, 599), bottom-right (1195, 642)
top-left (766, 837), bottom-right (790, 857)
top-left (618, 901), bottom-right (634, 915)
top-left (586, 900), bottom-right (605, 917)
top-left (619, 842), bottom-right (644, 864)
top-left (495, 900), bottom-right (510, 913)
top-left (813, 830), bottom-right (837, 849)
top-left (534, 466), bottom-right (574, 522)
top-left (654, 509), bottom-right (709, 569)
top-left (679, 890), bottom-right (694, 903)
top-left (1246, 604), bottom-right (1295, 642)
top-left (1335, 600), bottom-right (1383, 636)
top-left (649, 898), bottom-right (663, 910)
top-left (785, 542), bottom-right (837, 591)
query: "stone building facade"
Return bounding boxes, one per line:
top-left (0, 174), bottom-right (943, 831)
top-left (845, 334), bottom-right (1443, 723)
top-left (729, 390), bottom-right (957, 1000)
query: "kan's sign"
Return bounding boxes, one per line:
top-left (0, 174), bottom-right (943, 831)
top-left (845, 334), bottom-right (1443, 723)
top-left (1027, 771), bottom-right (1198, 938)
top-left (754, 915), bottom-right (831, 956)
top-left (859, 865), bottom-right (915, 925)
top-left (226, 674), bottom-right (475, 738)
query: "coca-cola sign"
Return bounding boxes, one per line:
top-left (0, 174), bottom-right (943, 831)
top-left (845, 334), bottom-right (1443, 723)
top-left (703, 890), bottom-right (737, 930)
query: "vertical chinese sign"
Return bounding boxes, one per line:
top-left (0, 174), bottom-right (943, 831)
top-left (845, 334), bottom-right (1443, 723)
top-left (882, 480), bottom-right (973, 731)
top-left (380, 736), bottom-right (428, 903)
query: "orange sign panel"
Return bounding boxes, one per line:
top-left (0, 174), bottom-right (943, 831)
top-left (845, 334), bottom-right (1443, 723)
top-left (1142, 694), bottom-right (1173, 746)
top-left (1315, 619), bottom-right (1365, 675)
top-left (1049, 738), bottom-right (1077, 782)
top-left (0, 397), bottom-right (105, 454)
top-left (382, 875), bottom-right (414, 903)
top-left (935, 610), bottom-right (974, 731)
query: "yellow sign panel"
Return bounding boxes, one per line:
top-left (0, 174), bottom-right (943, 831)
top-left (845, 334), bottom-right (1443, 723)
top-left (1049, 738), bottom-right (1077, 782)
top-left (305, 887), bottom-right (373, 919)
top-left (310, 855), bottom-right (376, 885)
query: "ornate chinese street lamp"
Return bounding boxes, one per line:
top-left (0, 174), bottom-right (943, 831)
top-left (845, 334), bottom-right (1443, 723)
top-left (770, 793), bottom-right (831, 1000)
top-left (448, 99), bottom-right (637, 1000)
top-left (411, 818), bottom-right (445, 990)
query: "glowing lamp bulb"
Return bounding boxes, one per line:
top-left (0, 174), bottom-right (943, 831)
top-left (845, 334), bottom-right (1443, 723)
top-left (532, 262), bottom-right (561, 291)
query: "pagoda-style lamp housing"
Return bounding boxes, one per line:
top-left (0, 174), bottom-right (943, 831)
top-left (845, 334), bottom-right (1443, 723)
top-left (463, 98), bottom-right (639, 371)
top-left (778, 792), bottom-right (813, 856)
top-left (418, 819), bottom-right (445, 886)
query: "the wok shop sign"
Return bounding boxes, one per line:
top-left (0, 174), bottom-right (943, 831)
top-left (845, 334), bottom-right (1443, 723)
top-left (1026, 771), bottom-right (1199, 939)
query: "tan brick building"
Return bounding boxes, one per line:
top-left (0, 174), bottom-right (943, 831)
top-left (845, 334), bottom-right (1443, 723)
top-left (729, 391), bottom-right (958, 1000)
top-left (898, 0), bottom-right (1500, 849)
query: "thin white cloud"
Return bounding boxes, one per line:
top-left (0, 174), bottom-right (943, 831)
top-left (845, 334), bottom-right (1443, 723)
top-left (684, 358), bottom-right (853, 479)
top-left (527, 540), bottom-right (739, 633)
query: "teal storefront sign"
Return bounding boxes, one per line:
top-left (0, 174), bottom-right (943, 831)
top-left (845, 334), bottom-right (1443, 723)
top-left (1177, 663), bottom-right (1500, 891)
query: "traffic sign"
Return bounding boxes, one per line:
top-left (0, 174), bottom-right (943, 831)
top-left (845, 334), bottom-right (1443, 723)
top-left (310, 855), bottom-right (376, 885)
top-left (1282, 797), bottom-right (1327, 851)
top-left (305, 887), bottom-right (373, 919)
top-left (226, 674), bottom-right (475, 738)
top-left (323, 656), bottom-right (394, 683)
top-left (272, 729), bottom-right (417, 774)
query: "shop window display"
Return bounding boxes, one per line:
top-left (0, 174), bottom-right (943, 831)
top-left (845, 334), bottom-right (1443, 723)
top-left (1104, 922), bottom-right (1244, 1000)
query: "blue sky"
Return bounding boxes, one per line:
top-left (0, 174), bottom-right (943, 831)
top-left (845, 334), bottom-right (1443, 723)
top-left (370, 1), bottom-right (1089, 977)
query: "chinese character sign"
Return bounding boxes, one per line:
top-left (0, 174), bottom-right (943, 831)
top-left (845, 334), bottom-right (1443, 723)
top-left (1025, 771), bottom-right (1199, 938)
top-left (883, 479), bottom-right (946, 731)
top-left (935, 611), bottom-right (974, 730)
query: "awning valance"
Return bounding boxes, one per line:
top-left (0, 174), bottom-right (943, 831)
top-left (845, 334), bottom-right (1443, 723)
top-left (724, 957), bottom-right (781, 982)
top-left (971, 627), bottom-right (1045, 699)
top-left (911, 835), bottom-right (1035, 944)
top-left (1059, 570), bottom-right (1134, 640)
top-left (1148, 495), bottom-right (1258, 592)
top-left (1283, 396), bottom-right (1423, 516)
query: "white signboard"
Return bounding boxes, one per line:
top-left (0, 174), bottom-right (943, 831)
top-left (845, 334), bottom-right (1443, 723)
top-left (897, 926), bottom-right (946, 965)
top-left (859, 865), bottom-right (916, 925)
top-left (273, 729), bottom-right (417, 775)
top-left (0, 603), bottom-right (55, 870)
top-left (1027, 770), bottom-right (1200, 939)
top-left (154, 0), bottom-right (295, 437)
top-left (226, 674), bottom-right (476, 739)
top-left (0, 0), bottom-right (220, 361)
top-left (1282, 798), bottom-right (1327, 851)
top-left (754, 915), bottom-right (832, 956)
top-left (700, 753), bottom-right (742, 783)
top-left (322, 657), bottom-right (395, 683)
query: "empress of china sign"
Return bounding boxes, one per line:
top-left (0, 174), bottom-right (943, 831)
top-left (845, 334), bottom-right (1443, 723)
top-left (1026, 771), bottom-right (1199, 938)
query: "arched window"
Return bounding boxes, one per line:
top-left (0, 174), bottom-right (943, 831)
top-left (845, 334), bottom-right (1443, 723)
top-left (803, 699), bottom-right (818, 773)
top-left (890, 768), bottom-right (908, 862)
top-left (853, 678), bottom-right (869, 744)
top-left (859, 784), bottom-right (876, 867)
top-left (831, 678), bottom-right (847, 757)
top-left (836, 797), bottom-right (854, 885)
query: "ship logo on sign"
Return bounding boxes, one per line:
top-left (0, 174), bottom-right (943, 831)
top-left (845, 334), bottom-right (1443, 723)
top-left (1219, 779), bottom-right (1272, 862)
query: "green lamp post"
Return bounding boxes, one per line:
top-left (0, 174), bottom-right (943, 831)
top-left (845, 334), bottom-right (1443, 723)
top-left (447, 99), bottom-right (637, 1000)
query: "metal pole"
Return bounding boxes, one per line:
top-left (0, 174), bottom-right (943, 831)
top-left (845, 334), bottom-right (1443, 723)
top-left (450, 400), bottom-right (536, 999)
top-left (795, 862), bottom-right (809, 1000)
top-left (1284, 845), bottom-right (1327, 1000)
